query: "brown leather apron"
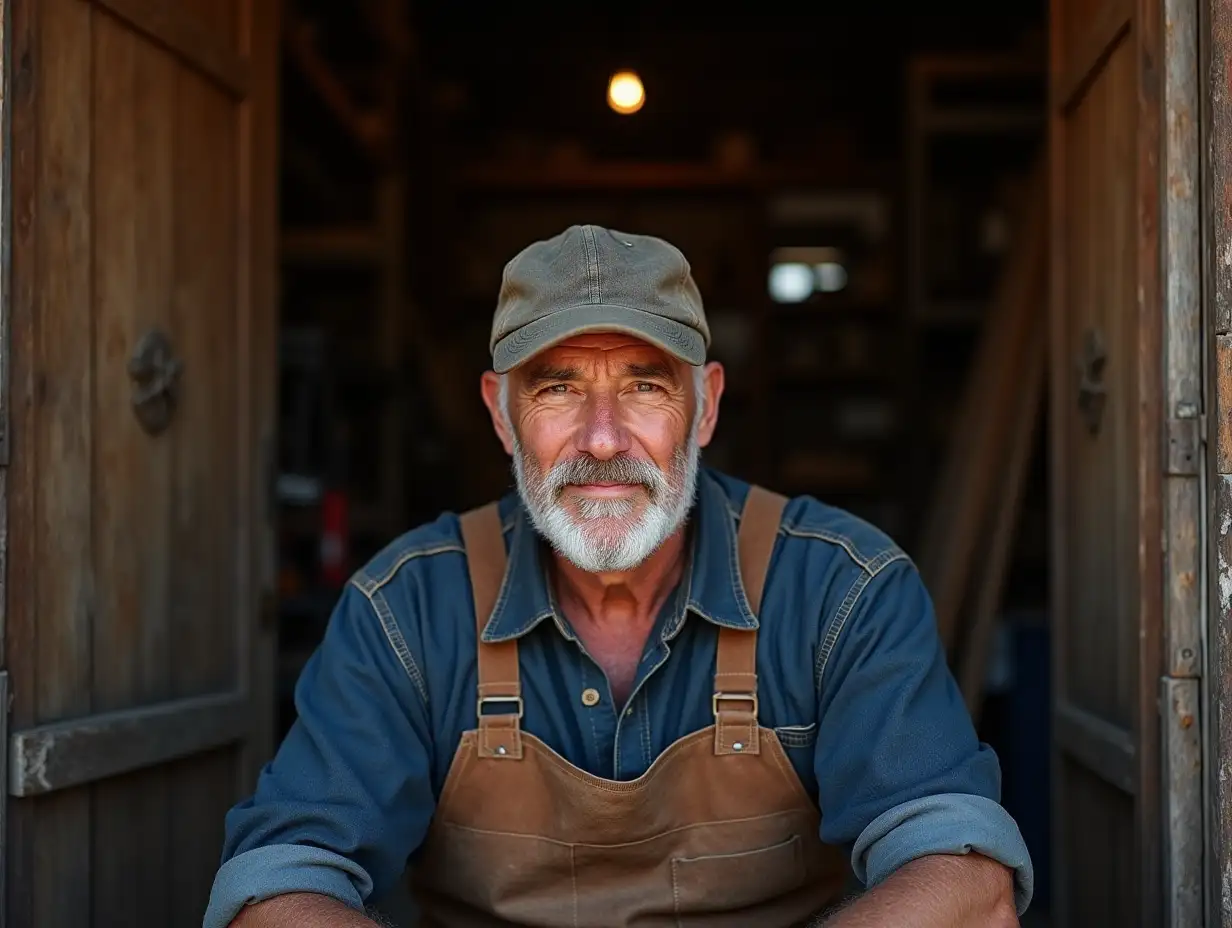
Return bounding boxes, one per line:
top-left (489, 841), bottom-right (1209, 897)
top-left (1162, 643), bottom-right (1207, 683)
top-left (409, 486), bottom-right (848, 927)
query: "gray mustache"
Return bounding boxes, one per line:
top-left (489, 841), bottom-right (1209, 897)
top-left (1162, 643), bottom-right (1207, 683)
top-left (545, 455), bottom-right (667, 495)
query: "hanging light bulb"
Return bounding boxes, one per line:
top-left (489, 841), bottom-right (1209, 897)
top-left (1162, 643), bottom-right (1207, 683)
top-left (607, 71), bottom-right (645, 114)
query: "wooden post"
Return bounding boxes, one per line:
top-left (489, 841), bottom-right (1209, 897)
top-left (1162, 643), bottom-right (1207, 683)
top-left (1205, 0), bottom-right (1232, 919)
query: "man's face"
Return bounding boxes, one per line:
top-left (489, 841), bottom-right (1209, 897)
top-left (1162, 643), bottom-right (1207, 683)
top-left (481, 333), bottom-right (724, 573)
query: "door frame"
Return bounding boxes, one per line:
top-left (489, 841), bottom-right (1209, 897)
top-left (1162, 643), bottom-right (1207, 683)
top-left (1203, 0), bottom-right (1232, 924)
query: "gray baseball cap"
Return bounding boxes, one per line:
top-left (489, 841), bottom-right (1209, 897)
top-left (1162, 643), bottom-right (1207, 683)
top-left (489, 224), bottom-right (710, 373)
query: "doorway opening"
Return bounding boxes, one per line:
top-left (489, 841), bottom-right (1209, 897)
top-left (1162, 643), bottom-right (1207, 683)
top-left (273, 4), bottom-right (1051, 924)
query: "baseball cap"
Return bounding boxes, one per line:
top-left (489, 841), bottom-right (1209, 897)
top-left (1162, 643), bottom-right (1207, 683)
top-left (489, 224), bottom-right (710, 373)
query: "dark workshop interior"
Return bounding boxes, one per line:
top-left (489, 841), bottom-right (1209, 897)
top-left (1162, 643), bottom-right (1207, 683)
top-left (273, 2), bottom-right (1052, 920)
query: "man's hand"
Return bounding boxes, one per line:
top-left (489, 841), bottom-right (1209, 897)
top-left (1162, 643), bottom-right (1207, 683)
top-left (229, 892), bottom-right (382, 928)
top-left (817, 853), bottom-right (1018, 928)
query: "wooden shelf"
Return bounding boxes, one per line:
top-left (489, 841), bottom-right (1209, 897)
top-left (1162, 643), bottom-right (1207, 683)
top-left (281, 224), bottom-right (383, 266)
top-left (451, 159), bottom-right (893, 193)
top-left (921, 106), bottom-right (1044, 135)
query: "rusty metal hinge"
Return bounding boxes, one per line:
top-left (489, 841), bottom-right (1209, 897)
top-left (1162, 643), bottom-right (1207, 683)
top-left (1166, 415), bottom-right (1202, 476)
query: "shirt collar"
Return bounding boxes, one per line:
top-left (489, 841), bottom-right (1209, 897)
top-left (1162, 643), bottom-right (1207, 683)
top-left (479, 469), bottom-right (759, 643)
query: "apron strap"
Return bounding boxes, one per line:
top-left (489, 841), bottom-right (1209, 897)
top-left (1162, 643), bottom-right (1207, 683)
top-left (714, 485), bottom-right (788, 757)
top-left (460, 502), bottom-right (523, 759)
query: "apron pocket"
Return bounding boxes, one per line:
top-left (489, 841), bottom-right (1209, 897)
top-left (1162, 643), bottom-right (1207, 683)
top-left (415, 823), bottom-right (578, 926)
top-left (670, 834), bottom-right (806, 915)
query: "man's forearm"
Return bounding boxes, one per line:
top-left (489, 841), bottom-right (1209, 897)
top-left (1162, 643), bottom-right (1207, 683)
top-left (229, 892), bottom-right (380, 928)
top-left (820, 853), bottom-right (1018, 928)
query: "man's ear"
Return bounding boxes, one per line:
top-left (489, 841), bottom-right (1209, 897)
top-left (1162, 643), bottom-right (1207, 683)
top-left (694, 361), bottom-right (725, 448)
top-left (480, 371), bottom-right (516, 456)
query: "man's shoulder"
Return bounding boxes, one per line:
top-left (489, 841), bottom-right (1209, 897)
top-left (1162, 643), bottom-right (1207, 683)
top-left (349, 493), bottom-right (518, 597)
top-left (706, 468), bottom-right (909, 578)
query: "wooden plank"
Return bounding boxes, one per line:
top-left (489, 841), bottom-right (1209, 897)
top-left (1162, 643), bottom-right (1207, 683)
top-left (1218, 337), bottom-right (1232, 472)
top-left (1209, 0), bottom-right (1232, 916)
top-left (92, 0), bottom-right (250, 98)
top-left (1160, 677), bottom-right (1203, 927)
top-left (236, 0), bottom-right (280, 795)
top-left (1214, 475), bottom-right (1232, 923)
top-left (89, 14), bottom-right (177, 925)
top-left (1134, 0), bottom-right (1166, 921)
top-left (916, 162), bottom-right (1046, 652)
top-left (959, 310), bottom-right (1045, 719)
top-left (1054, 701), bottom-right (1138, 795)
top-left (9, 693), bottom-right (249, 797)
top-left (24, 0), bottom-right (95, 922)
top-left (1057, 0), bottom-right (1133, 112)
top-left (0, 0), bottom-right (10, 473)
top-left (1208, 0), bottom-right (1232, 335)
top-left (1163, 0), bottom-right (1202, 690)
top-left (170, 54), bottom-right (243, 924)
top-left (5, 0), bottom-right (39, 917)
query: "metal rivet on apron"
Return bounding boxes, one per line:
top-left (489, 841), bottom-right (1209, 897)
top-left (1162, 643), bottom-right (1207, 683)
top-left (496, 746), bottom-right (507, 755)
top-left (732, 742), bottom-right (744, 752)
top-left (581, 688), bottom-right (601, 707)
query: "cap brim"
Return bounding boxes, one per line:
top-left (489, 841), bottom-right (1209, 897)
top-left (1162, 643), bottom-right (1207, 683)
top-left (491, 303), bottom-right (706, 373)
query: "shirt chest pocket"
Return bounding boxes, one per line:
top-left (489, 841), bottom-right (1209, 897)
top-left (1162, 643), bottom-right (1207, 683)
top-left (772, 722), bottom-right (818, 750)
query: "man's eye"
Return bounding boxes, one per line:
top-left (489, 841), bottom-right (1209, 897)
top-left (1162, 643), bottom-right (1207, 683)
top-left (635, 382), bottom-right (660, 393)
top-left (543, 384), bottom-right (569, 394)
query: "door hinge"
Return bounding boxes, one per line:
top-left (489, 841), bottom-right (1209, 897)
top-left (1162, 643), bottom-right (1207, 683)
top-left (1167, 414), bottom-right (1202, 476)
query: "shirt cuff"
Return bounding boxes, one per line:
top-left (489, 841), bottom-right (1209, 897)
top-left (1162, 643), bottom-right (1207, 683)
top-left (850, 792), bottom-right (1035, 916)
top-left (203, 844), bottom-right (373, 928)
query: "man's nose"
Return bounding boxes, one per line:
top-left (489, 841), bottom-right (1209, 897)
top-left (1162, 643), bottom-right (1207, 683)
top-left (575, 395), bottom-right (631, 460)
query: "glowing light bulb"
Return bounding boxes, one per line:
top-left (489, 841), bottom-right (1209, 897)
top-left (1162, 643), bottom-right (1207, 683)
top-left (607, 71), bottom-right (645, 115)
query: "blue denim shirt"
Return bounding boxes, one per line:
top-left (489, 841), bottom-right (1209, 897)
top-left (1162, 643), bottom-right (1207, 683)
top-left (205, 469), bottom-right (1033, 927)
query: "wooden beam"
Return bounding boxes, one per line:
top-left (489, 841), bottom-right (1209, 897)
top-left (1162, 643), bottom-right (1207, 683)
top-left (8, 693), bottom-right (249, 797)
top-left (1054, 702), bottom-right (1138, 795)
top-left (916, 161), bottom-right (1047, 652)
top-left (1055, 0), bottom-right (1133, 113)
top-left (284, 13), bottom-right (389, 161)
top-left (958, 311), bottom-right (1045, 719)
top-left (93, 0), bottom-right (250, 98)
top-left (453, 160), bottom-right (889, 193)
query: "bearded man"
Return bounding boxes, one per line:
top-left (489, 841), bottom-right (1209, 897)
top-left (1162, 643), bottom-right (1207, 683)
top-left (205, 226), bottom-right (1032, 928)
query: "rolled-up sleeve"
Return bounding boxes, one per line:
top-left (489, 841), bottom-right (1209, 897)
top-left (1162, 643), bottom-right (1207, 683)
top-left (814, 559), bottom-right (1034, 915)
top-left (204, 582), bottom-right (436, 928)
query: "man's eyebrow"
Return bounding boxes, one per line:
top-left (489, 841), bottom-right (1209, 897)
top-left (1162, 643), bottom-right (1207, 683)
top-left (624, 362), bottom-right (678, 382)
top-left (524, 364), bottom-right (581, 386)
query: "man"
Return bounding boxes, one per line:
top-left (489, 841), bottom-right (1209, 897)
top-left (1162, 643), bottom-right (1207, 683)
top-left (206, 225), bottom-right (1032, 928)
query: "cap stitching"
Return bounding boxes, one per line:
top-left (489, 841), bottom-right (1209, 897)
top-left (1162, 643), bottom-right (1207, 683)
top-left (581, 224), bottom-right (602, 305)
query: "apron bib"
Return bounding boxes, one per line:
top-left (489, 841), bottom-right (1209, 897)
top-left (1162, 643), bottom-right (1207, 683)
top-left (409, 487), bottom-right (849, 926)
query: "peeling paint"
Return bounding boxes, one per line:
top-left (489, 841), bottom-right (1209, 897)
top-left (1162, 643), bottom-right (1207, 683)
top-left (18, 737), bottom-right (52, 793)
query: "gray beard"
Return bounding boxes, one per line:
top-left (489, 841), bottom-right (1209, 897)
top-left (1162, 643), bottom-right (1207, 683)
top-left (512, 431), bottom-right (701, 574)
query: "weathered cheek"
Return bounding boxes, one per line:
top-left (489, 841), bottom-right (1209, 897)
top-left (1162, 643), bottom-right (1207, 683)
top-left (518, 407), bottom-right (576, 460)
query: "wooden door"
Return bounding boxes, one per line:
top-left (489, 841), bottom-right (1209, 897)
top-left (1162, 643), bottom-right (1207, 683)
top-left (1048, 0), bottom-right (1170, 924)
top-left (2, 0), bottom-right (279, 926)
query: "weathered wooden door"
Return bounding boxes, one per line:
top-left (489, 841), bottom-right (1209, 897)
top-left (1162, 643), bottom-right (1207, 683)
top-left (1, 0), bottom-right (279, 926)
top-left (1048, 0), bottom-right (1204, 924)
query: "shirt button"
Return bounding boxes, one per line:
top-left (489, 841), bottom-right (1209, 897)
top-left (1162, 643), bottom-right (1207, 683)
top-left (581, 688), bottom-right (601, 707)
top-left (625, 706), bottom-right (633, 717)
